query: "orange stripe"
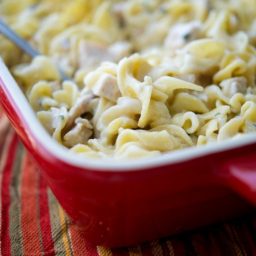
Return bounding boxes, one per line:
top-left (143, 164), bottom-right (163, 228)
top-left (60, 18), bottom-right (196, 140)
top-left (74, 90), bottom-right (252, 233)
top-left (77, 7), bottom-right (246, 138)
top-left (63, 212), bottom-right (74, 256)
top-left (21, 154), bottom-right (42, 254)
top-left (39, 177), bottom-right (55, 254)
top-left (97, 246), bottom-right (113, 256)
top-left (0, 115), bottom-right (10, 157)
top-left (150, 240), bottom-right (164, 256)
top-left (0, 115), bottom-right (9, 138)
top-left (229, 225), bottom-right (247, 256)
top-left (128, 246), bottom-right (142, 256)
top-left (225, 225), bottom-right (244, 256)
top-left (47, 190), bottom-right (67, 254)
top-left (57, 205), bottom-right (72, 256)
top-left (69, 224), bottom-right (94, 255)
top-left (166, 241), bottom-right (175, 256)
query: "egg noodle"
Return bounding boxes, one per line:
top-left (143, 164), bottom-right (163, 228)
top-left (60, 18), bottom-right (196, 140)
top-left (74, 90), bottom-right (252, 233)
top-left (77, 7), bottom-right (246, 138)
top-left (1, 0), bottom-right (256, 159)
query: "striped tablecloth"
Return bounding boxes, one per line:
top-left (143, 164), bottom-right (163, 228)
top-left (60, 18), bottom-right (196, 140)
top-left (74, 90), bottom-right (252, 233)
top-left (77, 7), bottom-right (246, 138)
top-left (0, 110), bottom-right (256, 256)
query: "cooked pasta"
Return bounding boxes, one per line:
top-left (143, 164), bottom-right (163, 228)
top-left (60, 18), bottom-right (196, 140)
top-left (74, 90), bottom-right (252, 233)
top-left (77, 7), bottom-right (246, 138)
top-left (1, 0), bottom-right (256, 159)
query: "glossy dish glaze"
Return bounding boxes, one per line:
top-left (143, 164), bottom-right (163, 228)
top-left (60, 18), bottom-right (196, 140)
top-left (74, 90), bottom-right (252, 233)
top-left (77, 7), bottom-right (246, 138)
top-left (0, 59), bottom-right (256, 247)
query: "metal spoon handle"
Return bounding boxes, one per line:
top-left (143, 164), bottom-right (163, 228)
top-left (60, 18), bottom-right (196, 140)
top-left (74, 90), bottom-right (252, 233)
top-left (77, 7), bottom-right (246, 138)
top-left (0, 19), bottom-right (39, 58)
top-left (0, 19), bottom-right (69, 81)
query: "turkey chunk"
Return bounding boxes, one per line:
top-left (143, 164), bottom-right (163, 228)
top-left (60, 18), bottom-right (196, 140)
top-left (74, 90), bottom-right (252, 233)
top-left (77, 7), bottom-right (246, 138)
top-left (220, 77), bottom-right (247, 97)
top-left (79, 41), bottom-right (112, 69)
top-left (91, 73), bottom-right (121, 102)
top-left (108, 41), bottom-right (132, 61)
top-left (79, 40), bottom-right (131, 70)
top-left (65, 93), bottom-right (93, 130)
top-left (164, 21), bottom-right (203, 50)
top-left (64, 118), bottom-right (93, 147)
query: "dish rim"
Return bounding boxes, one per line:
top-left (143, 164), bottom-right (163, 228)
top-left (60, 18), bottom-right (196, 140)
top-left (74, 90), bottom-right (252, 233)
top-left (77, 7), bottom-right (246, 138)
top-left (1, 58), bottom-right (256, 172)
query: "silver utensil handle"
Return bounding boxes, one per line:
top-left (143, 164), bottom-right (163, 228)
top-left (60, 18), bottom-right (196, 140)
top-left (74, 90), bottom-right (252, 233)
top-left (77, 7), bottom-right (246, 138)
top-left (0, 19), bottom-right (39, 58)
top-left (0, 19), bottom-right (69, 81)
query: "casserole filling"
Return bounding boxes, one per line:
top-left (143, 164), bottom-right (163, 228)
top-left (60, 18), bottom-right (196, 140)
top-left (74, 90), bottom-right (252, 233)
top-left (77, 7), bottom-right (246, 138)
top-left (1, 0), bottom-right (256, 159)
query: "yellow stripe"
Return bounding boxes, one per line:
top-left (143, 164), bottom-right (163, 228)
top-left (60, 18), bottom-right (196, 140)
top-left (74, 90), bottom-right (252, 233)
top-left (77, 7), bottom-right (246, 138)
top-left (166, 241), bottom-right (175, 256)
top-left (128, 246), bottom-right (142, 256)
top-left (97, 246), bottom-right (112, 256)
top-left (150, 240), bottom-right (163, 256)
top-left (58, 206), bottom-right (72, 256)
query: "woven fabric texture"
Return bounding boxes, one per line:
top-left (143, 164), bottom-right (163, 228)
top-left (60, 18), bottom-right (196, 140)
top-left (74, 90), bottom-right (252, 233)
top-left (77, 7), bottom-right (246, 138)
top-left (0, 111), bottom-right (256, 256)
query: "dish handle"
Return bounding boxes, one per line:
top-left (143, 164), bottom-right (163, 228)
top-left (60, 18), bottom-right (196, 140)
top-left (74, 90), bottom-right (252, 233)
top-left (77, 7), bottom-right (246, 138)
top-left (218, 152), bottom-right (256, 205)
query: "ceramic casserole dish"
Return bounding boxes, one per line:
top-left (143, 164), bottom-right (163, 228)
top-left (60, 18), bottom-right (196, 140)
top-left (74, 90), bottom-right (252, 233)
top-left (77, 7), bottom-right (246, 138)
top-left (0, 58), bottom-right (256, 247)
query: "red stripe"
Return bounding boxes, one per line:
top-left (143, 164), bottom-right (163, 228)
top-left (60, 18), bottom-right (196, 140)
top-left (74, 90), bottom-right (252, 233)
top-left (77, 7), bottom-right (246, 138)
top-left (1, 133), bottom-right (18, 256)
top-left (38, 172), bottom-right (55, 255)
top-left (21, 154), bottom-right (42, 254)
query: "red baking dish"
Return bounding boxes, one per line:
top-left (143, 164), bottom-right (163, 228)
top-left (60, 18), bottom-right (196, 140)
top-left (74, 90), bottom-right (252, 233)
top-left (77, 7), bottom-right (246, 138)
top-left (0, 58), bottom-right (256, 247)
